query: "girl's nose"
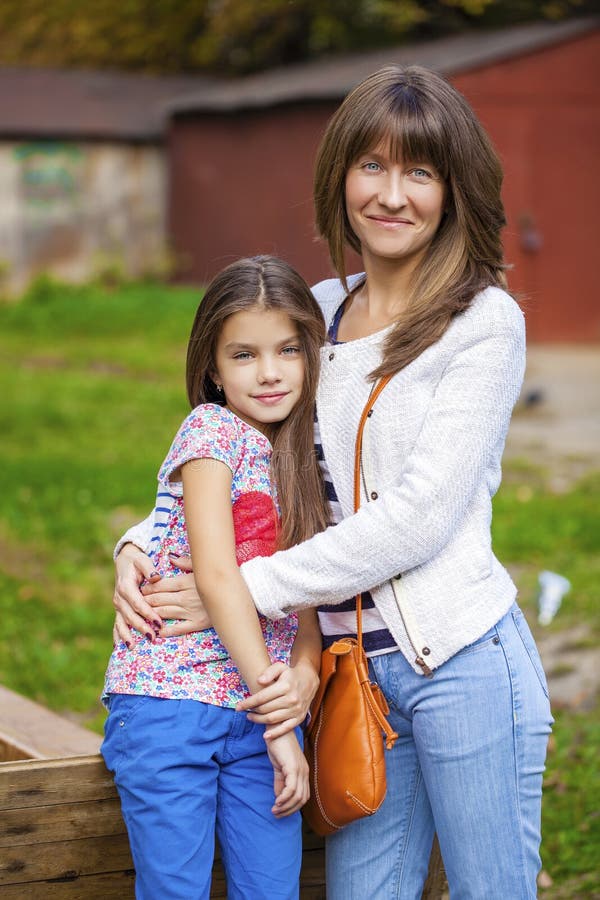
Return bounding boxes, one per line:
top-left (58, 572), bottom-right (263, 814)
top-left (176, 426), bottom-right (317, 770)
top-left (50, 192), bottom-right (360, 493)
top-left (378, 170), bottom-right (406, 210)
top-left (257, 357), bottom-right (281, 383)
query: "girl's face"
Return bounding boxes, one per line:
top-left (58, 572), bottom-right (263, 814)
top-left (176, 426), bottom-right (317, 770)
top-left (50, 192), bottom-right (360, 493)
top-left (212, 306), bottom-right (305, 435)
top-left (345, 142), bottom-right (446, 271)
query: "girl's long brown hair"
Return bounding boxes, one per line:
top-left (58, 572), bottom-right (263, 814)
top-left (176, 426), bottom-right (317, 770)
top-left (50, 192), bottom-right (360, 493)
top-left (314, 65), bottom-right (507, 380)
top-left (186, 256), bottom-right (329, 549)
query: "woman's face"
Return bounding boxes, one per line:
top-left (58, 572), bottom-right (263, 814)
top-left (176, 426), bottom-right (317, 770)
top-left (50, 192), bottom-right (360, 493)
top-left (345, 142), bottom-right (446, 270)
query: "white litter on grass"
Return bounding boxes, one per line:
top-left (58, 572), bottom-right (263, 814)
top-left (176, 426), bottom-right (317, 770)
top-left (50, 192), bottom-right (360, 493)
top-left (537, 570), bottom-right (571, 626)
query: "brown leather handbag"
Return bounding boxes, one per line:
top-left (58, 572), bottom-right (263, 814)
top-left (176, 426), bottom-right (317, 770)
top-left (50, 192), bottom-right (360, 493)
top-left (302, 375), bottom-right (399, 836)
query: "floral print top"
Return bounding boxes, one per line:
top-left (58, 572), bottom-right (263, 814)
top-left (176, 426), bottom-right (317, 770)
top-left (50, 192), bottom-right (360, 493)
top-left (103, 403), bottom-right (298, 708)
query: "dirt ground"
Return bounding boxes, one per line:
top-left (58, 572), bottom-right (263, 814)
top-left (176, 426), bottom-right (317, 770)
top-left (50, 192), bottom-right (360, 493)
top-left (506, 345), bottom-right (600, 487)
top-left (504, 345), bottom-right (600, 711)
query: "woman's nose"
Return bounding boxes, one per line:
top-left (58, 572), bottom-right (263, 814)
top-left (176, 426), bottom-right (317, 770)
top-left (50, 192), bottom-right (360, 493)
top-left (378, 170), bottom-right (406, 209)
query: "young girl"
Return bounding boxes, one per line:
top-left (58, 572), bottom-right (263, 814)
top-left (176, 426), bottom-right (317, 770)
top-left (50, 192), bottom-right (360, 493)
top-left (101, 255), bottom-right (329, 900)
top-left (113, 67), bottom-right (553, 899)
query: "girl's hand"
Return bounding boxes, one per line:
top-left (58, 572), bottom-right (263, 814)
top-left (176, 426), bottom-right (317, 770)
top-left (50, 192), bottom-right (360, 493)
top-left (266, 731), bottom-right (309, 817)
top-left (237, 660), bottom-right (320, 739)
top-left (140, 555), bottom-right (211, 637)
top-left (113, 544), bottom-right (163, 641)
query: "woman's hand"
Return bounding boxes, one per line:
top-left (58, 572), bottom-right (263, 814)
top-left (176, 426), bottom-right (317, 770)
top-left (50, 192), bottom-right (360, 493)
top-left (237, 660), bottom-right (320, 740)
top-left (113, 544), bottom-right (164, 644)
top-left (266, 730), bottom-right (310, 817)
top-left (139, 554), bottom-right (211, 637)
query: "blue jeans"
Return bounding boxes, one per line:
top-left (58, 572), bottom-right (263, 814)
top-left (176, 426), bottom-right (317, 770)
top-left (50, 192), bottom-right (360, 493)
top-left (101, 695), bottom-right (302, 900)
top-left (326, 604), bottom-right (553, 899)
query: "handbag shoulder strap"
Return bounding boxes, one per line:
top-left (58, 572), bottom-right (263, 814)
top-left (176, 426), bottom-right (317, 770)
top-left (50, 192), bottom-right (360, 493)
top-left (353, 374), bottom-right (393, 652)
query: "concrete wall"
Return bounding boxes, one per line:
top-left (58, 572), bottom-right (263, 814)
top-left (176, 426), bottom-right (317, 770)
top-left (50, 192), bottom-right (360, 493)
top-left (0, 140), bottom-right (167, 294)
top-left (168, 30), bottom-right (600, 341)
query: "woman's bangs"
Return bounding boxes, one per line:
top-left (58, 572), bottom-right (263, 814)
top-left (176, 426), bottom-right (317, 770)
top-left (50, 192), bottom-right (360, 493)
top-left (350, 95), bottom-right (448, 179)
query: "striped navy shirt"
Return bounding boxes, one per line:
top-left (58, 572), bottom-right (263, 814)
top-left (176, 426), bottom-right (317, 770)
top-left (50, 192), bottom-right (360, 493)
top-left (315, 302), bottom-right (398, 657)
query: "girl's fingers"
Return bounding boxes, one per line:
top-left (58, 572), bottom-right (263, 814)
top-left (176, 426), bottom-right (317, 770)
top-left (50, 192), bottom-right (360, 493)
top-left (273, 772), bottom-right (308, 817)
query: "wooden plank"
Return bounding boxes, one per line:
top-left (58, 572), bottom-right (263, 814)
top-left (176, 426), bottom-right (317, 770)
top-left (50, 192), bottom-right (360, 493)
top-left (422, 834), bottom-right (448, 898)
top-left (0, 686), bottom-right (102, 760)
top-left (0, 833), bottom-right (133, 886)
top-left (0, 738), bottom-right (34, 764)
top-left (0, 797), bottom-right (127, 848)
top-left (0, 756), bottom-right (116, 810)
top-left (0, 870), bottom-right (135, 899)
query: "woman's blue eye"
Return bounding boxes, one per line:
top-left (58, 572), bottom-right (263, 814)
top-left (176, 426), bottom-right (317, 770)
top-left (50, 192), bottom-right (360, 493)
top-left (363, 162), bottom-right (380, 172)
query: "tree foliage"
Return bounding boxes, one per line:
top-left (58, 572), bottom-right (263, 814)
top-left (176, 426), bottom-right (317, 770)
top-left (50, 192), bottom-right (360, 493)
top-left (0, 0), bottom-right (592, 75)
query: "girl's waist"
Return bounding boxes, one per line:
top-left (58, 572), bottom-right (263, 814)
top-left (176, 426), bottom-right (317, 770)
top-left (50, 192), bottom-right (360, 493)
top-left (127, 614), bottom-right (297, 664)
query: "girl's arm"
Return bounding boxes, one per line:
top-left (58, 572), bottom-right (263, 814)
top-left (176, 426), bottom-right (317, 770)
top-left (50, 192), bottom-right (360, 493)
top-left (182, 457), bottom-right (309, 816)
top-left (240, 314), bottom-right (526, 619)
top-left (182, 457), bottom-right (272, 692)
top-left (237, 610), bottom-right (321, 739)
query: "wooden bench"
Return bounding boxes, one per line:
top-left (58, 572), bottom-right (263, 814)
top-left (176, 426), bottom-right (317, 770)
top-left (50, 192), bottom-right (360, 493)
top-left (0, 685), bottom-right (446, 897)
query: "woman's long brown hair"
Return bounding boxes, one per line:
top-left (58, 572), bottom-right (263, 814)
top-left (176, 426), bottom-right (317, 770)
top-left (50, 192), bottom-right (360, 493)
top-left (186, 256), bottom-right (329, 549)
top-left (314, 65), bottom-right (507, 380)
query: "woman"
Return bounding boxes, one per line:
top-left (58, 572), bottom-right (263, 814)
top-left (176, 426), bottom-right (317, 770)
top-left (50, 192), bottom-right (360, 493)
top-left (113, 66), bottom-right (552, 899)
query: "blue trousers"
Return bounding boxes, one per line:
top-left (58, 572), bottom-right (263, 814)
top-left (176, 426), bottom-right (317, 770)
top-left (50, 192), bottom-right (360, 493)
top-left (326, 604), bottom-right (553, 899)
top-left (101, 695), bottom-right (302, 900)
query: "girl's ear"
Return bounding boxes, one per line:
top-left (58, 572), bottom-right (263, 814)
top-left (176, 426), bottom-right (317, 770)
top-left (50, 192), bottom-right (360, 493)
top-left (209, 372), bottom-right (224, 396)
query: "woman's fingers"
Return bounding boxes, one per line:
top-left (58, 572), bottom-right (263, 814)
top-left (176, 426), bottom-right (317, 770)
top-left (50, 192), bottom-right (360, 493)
top-left (141, 573), bottom-right (196, 595)
top-left (113, 612), bottom-right (132, 647)
top-left (169, 554), bottom-right (193, 571)
top-left (236, 683), bottom-right (282, 712)
top-left (159, 620), bottom-right (204, 638)
top-left (263, 718), bottom-right (300, 741)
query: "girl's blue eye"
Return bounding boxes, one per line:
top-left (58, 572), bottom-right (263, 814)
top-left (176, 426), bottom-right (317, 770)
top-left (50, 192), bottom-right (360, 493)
top-left (282, 346), bottom-right (301, 355)
top-left (233, 351), bottom-right (253, 360)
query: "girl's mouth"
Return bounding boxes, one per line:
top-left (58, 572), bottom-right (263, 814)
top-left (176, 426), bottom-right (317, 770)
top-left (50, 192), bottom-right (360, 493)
top-left (252, 392), bottom-right (289, 405)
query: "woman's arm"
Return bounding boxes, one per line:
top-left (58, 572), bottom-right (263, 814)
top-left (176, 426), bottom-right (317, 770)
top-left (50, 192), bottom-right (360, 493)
top-left (240, 316), bottom-right (526, 619)
top-left (113, 512), bottom-right (154, 559)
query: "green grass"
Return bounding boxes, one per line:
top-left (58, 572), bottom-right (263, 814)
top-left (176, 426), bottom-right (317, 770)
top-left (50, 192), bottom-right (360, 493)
top-left (540, 707), bottom-right (600, 897)
top-left (0, 279), bottom-right (598, 893)
top-left (0, 277), bottom-right (200, 728)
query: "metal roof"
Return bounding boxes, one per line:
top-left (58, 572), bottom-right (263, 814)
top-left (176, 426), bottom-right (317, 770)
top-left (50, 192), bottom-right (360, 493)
top-left (0, 17), bottom-right (596, 139)
top-left (0, 67), bottom-right (212, 141)
top-left (169, 17), bottom-right (599, 115)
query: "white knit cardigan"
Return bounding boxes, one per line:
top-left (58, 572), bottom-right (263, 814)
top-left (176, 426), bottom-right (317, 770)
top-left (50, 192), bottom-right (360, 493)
top-left (241, 276), bottom-right (526, 673)
top-left (118, 275), bottom-right (526, 675)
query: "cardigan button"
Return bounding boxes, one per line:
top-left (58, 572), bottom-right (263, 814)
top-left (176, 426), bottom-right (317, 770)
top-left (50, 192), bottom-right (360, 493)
top-left (422, 647), bottom-right (431, 656)
top-left (328, 352), bottom-right (335, 361)
top-left (370, 491), bottom-right (378, 500)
